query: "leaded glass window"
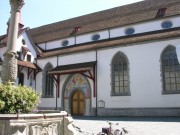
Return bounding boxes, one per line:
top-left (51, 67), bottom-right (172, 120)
top-left (161, 21), bottom-right (173, 29)
top-left (92, 34), bottom-right (100, 41)
top-left (125, 28), bottom-right (135, 35)
top-left (111, 52), bottom-right (130, 96)
top-left (43, 63), bottom-right (54, 98)
top-left (162, 46), bottom-right (180, 94)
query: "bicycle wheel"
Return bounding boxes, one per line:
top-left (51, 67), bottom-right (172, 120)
top-left (114, 129), bottom-right (121, 135)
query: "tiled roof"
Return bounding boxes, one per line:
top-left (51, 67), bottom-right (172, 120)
top-left (48, 61), bottom-right (96, 75)
top-left (22, 46), bottom-right (29, 52)
top-left (0, 28), bottom-right (27, 45)
top-left (0, 35), bottom-right (6, 46)
top-left (17, 60), bottom-right (41, 70)
top-left (28, 0), bottom-right (180, 44)
top-left (38, 28), bottom-right (180, 58)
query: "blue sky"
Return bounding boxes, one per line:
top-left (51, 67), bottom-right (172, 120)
top-left (0, 0), bottom-right (142, 35)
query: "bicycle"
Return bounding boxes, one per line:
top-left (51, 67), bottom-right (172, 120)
top-left (73, 121), bottom-right (128, 135)
top-left (98, 121), bottom-right (128, 135)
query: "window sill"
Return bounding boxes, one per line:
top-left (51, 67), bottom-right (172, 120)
top-left (111, 93), bottom-right (131, 96)
top-left (42, 95), bottom-right (54, 98)
top-left (162, 91), bottom-right (180, 95)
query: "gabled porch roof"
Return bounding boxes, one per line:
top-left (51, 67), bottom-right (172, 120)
top-left (48, 61), bottom-right (97, 75)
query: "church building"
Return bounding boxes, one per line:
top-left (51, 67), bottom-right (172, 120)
top-left (0, 0), bottom-right (180, 116)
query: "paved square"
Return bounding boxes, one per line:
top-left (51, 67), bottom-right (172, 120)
top-left (73, 117), bottom-right (180, 135)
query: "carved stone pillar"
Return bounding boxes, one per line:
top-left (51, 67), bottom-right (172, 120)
top-left (1, 0), bottom-right (24, 84)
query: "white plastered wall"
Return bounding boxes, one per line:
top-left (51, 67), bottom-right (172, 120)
top-left (37, 38), bottom-right (180, 109)
top-left (37, 51), bottom-right (97, 108)
top-left (36, 57), bottom-right (58, 108)
top-left (97, 38), bottom-right (180, 108)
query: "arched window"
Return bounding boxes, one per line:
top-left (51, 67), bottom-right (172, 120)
top-left (161, 46), bottom-right (180, 94)
top-left (42, 63), bottom-right (54, 97)
top-left (111, 52), bottom-right (130, 96)
top-left (18, 73), bottom-right (24, 85)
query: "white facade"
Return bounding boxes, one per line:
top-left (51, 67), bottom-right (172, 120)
top-left (1, 0), bottom-right (180, 116)
top-left (0, 31), bottom-right (37, 89)
top-left (35, 36), bottom-right (180, 116)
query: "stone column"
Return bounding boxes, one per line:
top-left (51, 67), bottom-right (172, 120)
top-left (1, 0), bottom-right (24, 84)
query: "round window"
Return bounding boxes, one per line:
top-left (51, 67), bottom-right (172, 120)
top-left (125, 28), bottom-right (135, 35)
top-left (161, 21), bottom-right (173, 29)
top-left (62, 40), bottom-right (69, 47)
top-left (92, 34), bottom-right (100, 41)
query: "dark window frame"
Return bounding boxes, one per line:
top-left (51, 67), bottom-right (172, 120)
top-left (42, 63), bottom-right (54, 98)
top-left (161, 46), bottom-right (180, 94)
top-left (161, 21), bottom-right (173, 29)
top-left (111, 52), bottom-right (130, 96)
top-left (22, 39), bottom-right (26, 45)
top-left (27, 54), bottom-right (31, 62)
top-left (125, 27), bottom-right (135, 35)
top-left (18, 72), bottom-right (24, 85)
top-left (62, 40), bottom-right (69, 47)
top-left (17, 51), bottom-right (22, 60)
top-left (92, 34), bottom-right (100, 41)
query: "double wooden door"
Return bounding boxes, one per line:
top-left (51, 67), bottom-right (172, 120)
top-left (72, 90), bottom-right (84, 115)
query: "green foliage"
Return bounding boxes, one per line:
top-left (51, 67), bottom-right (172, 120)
top-left (0, 84), bottom-right (40, 114)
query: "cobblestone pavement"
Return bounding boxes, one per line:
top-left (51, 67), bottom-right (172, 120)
top-left (72, 116), bottom-right (180, 135)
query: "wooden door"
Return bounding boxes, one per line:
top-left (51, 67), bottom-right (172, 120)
top-left (72, 90), bottom-right (84, 115)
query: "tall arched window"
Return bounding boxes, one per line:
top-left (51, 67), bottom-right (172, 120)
top-left (111, 52), bottom-right (130, 96)
top-left (161, 46), bottom-right (180, 94)
top-left (43, 63), bottom-right (54, 98)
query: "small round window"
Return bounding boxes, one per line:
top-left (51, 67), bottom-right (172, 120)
top-left (61, 40), bottom-right (69, 47)
top-left (161, 21), bottom-right (173, 29)
top-left (92, 34), bottom-right (100, 41)
top-left (22, 39), bottom-right (26, 45)
top-left (125, 28), bottom-right (135, 35)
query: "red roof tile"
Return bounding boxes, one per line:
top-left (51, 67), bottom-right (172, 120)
top-left (28, 0), bottom-right (180, 44)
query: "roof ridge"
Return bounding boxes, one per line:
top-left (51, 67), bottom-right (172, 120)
top-left (29, 0), bottom-right (180, 35)
top-left (29, 0), bottom-right (180, 43)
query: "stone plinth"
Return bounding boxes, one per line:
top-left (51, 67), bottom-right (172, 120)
top-left (0, 111), bottom-right (76, 135)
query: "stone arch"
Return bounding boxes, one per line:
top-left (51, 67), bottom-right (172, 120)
top-left (62, 73), bottom-right (91, 116)
top-left (111, 51), bottom-right (129, 66)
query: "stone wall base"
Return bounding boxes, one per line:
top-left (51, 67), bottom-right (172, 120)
top-left (97, 108), bottom-right (180, 116)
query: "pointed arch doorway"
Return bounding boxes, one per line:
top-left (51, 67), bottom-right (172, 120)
top-left (72, 90), bottom-right (84, 115)
top-left (63, 74), bottom-right (91, 116)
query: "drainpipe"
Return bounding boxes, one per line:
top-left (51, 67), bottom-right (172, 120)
top-left (35, 59), bottom-right (37, 92)
top-left (55, 55), bottom-right (58, 110)
top-left (95, 49), bottom-right (98, 116)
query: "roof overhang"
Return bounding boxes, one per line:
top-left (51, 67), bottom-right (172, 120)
top-left (17, 60), bottom-right (41, 70)
top-left (37, 28), bottom-right (180, 58)
top-left (48, 61), bottom-right (97, 75)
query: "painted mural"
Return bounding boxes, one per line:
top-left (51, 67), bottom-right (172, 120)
top-left (64, 74), bottom-right (90, 98)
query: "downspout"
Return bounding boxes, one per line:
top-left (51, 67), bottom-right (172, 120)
top-left (55, 55), bottom-right (58, 110)
top-left (95, 49), bottom-right (98, 116)
top-left (35, 58), bottom-right (37, 92)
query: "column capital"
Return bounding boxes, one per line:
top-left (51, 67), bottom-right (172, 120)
top-left (10, 0), bottom-right (25, 12)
